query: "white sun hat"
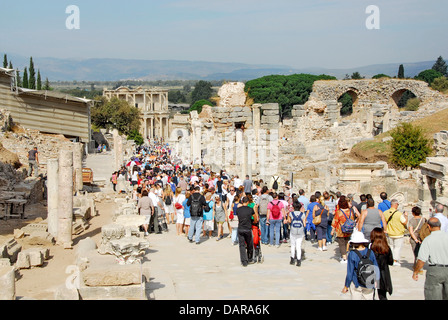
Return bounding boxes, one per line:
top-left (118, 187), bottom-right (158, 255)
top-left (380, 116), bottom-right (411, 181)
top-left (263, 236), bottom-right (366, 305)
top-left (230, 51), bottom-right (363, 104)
top-left (349, 229), bottom-right (370, 244)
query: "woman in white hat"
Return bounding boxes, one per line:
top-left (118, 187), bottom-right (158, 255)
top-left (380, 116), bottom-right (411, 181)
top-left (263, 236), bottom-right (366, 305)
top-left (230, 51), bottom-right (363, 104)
top-left (342, 230), bottom-right (380, 300)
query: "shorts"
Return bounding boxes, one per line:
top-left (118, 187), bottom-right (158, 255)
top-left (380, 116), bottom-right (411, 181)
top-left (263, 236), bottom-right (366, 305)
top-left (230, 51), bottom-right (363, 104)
top-left (164, 203), bottom-right (175, 213)
top-left (176, 212), bottom-right (184, 224)
top-left (184, 218), bottom-right (191, 226)
top-left (203, 220), bottom-right (214, 231)
top-left (143, 215), bottom-right (151, 225)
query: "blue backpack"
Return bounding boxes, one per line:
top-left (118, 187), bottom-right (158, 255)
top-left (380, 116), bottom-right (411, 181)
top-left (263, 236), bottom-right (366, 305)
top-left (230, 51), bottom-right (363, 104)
top-left (340, 208), bottom-right (355, 234)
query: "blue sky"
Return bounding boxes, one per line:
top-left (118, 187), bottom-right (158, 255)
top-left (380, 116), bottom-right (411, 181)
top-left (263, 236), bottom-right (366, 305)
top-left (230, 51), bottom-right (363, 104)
top-left (1, 0), bottom-right (447, 69)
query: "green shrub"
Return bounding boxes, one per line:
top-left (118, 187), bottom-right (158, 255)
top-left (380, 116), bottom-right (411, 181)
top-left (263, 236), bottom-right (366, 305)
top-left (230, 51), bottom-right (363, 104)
top-left (431, 76), bottom-right (448, 93)
top-left (405, 97), bottom-right (421, 111)
top-left (389, 123), bottom-right (431, 169)
top-left (127, 129), bottom-right (144, 146)
top-left (189, 99), bottom-right (213, 114)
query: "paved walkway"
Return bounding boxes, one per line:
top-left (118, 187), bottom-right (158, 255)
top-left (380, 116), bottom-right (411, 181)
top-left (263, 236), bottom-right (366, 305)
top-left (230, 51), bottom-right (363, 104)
top-left (145, 223), bottom-right (425, 300)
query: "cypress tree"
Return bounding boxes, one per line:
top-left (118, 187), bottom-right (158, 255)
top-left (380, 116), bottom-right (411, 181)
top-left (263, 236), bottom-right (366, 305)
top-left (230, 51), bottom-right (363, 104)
top-left (28, 57), bottom-right (36, 89)
top-left (37, 70), bottom-right (42, 90)
top-left (2, 54), bottom-right (7, 68)
top-left (8, 61), bottom-right (13, 69)
top-left (398, 64), bottom-right (405, 79)
top-left (16, 69), bottom-right (22, 87)
top-left (43, 77), bottom-right (51, 90)
top-left (22, 67), bottom-right (29, 88)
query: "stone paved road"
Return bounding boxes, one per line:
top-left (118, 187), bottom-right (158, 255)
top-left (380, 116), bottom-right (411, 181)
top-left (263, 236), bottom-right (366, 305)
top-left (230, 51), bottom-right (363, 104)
top-left (145, 224), bottom-right (425, 300)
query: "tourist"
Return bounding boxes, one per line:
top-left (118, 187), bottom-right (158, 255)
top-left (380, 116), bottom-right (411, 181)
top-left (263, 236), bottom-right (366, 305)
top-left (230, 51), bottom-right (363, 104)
top-left (214, 195), bottom-right (227, 241)
top-left (356, 194), bottom-right (367, 213)
top-left (341, 231), bottom-right (380, 300)
top-left (225, 186), bottom-right (237, 238)
top-left (370, 227), bottom-right (394, 300)
top-left (27, 146), bottom-right (39, 177)
top-left (178, 176), bottom-right (188, 195)
top-left (412, 217), bottom-right (448, 300)
top-left (288, 200), bottom-right (306, 266)
top-left (234, 175), bottom-right (243, 189)
top-left (408, 206), bottom-right (427, 271)
top-left (187, 186), bottom-right (206, 244)
top-left (163, 185), bottom-right (175, 225)
top-left (148, 187), bottom-right (164, 234)
top-left (137, 190), bottom-right (154, 236)
top-left (267, 192), bottom-right (285, 248)
top-left (313, 196), bottom-right (329, 251)
top-left (182, 191), bottom-right (191, 236)
top-left (383, 199), bottom-right (408, 266)
top-left (305, 195), bottom-right (318, 243)
top-left (357, 198), bottom-right (386, 241)
top-left (237, 196), bottom-right (258, 267)
top-left (111, 171), bottom-right (118, 192)
top-left (323, 191), bottom-right (336, 245)
top-left (173, 187), bottom-right (186, 236)
top-left (243, 175), bottom-right (252, 195)
top-left (202, 192), bottom-right (215, 238)
top-left (378, 192), bottom-right (391, 214)
top-left (433, 204), bottom-right (448, 233)
top-left (256, 186), bottom-right (272, 245)
top-left (230, 194), bottom-right (241, 245)
top-left (331, 195), bottom-right (354, 263)
top-left (278, 192), bottom-right (289, 244)
top-left (298, 189), bottom-right (309, 209)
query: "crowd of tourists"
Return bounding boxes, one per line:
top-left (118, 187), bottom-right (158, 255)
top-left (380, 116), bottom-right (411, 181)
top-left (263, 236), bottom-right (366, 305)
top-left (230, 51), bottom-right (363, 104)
top-left (111, 139), bottom-right (448, 300)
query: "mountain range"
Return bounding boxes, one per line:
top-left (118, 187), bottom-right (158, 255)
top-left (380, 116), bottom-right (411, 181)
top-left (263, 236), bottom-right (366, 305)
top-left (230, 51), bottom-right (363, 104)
top-left (5, 53), bottom-right (436, 82)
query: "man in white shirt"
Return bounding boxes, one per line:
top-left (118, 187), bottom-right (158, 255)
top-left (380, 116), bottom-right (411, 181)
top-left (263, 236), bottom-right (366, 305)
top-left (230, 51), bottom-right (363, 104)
top-left (149, 187), bottom-right (164, 234)
top-left (434, 204), bottom-right (448, 233)
top-left (234, 175), bottom-right (243, 189)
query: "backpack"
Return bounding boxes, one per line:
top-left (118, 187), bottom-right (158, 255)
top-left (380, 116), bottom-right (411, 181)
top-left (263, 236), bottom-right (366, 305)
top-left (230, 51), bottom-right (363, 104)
top-left (340, 209), bottom-right (355, 234)
top-left (272, 176), bottom-right (279, 190)
top-left (419, 219), bottom-right (431, 241)
top-left (190, 195), bottom-right (202, 217)
top-left (354, 249), bottom-right (376, 289)
top-left (270, 200), bottom-right (282, 220)
top-left (204, 201), bottom-right (212, 213)
top-left (290, 212), bottom-right (304, 235)
top-left (258, 195), bottom-right (270, 216)
top-left (165, 195), bottom-right (172, 205)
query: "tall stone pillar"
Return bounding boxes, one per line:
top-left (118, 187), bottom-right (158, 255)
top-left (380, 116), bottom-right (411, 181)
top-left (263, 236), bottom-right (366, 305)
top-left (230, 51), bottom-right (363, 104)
top-left (57, 149), bottom-right (73, 249)
top-left (383, 111), bottom-right (390, 133)
top-left (47, 159), bottom-right (59, 238)
top-left (191, 111), bottom-right (202, 165)
top-left (73, 143), bottom-right (83, 192)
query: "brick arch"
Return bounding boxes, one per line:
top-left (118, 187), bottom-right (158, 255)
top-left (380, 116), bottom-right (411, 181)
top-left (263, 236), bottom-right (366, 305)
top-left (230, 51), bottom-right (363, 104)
top-left (390, 88), bottom-right (418, 108)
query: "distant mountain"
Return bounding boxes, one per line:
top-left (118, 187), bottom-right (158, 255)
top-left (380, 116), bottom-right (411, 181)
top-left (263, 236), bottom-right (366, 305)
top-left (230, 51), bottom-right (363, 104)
top-left (5, 53), bottom-right (436, 82)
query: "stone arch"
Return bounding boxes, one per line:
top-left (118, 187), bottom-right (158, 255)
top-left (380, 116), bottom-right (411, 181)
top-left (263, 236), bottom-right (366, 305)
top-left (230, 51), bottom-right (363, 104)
top-left (338, 88), bottom-right (359, 116)
top-left (390, 88), bottom-right (419, 109)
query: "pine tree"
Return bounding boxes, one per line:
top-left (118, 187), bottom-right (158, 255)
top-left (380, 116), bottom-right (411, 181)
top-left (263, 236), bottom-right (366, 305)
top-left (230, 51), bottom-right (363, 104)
top-left (398, 64), bottom-right (405, 79)
top-left (432, 56), bottom-right (448, 77)
top-left (22, 67), bottom-right (29, 88)
top-left (28, 57), bottom-right (36, 89)
top-left (37, 70), bottom-right (42, 90)
top-left (3, 54), bottom-right (7, 68)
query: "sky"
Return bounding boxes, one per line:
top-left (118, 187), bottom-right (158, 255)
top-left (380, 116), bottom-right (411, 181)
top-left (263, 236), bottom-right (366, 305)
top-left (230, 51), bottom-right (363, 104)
top-left (1, 0), bottom-right (447, 69)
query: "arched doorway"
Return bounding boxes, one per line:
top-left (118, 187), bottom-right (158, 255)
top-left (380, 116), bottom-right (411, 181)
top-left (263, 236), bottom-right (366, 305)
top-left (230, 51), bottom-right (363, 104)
top-left (338, 89), bottom-right (359, 117)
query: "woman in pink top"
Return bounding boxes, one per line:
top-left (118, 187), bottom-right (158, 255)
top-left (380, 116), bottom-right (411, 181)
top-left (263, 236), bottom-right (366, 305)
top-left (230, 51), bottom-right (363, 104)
top-left (267, 193), bottom-right (286, 247)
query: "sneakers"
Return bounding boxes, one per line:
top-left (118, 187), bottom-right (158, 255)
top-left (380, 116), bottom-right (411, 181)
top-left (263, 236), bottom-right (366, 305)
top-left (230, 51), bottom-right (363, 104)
top-left (296, 259), bottom-right (301, 267)
top-left (340, 259), bottom-right (347, 264)
top-left (290, 257), bottom-right (295, 265)
top-left (393, 261), bottom-right (401, 266)
top-left (322, 246), bottom-right (327, 251)
top-left (318, 247), bottom-right (323, 251)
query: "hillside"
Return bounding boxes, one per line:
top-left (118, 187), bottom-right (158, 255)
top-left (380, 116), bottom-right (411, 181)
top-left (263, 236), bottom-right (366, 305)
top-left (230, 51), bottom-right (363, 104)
top-left (349, 107), bottom-right (448, 164)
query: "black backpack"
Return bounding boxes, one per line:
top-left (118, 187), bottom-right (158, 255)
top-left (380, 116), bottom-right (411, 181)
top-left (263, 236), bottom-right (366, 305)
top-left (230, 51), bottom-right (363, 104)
top-left (190, 194), bottom-right (202, 217)
top-left (165, 195), bottom-right (172, 205)
top-left (354, 249), bottom-right (376, 288)
top-left (272, 176), bottom-right (279, 190)
top-left (204, 201), bottom-right (212, 213)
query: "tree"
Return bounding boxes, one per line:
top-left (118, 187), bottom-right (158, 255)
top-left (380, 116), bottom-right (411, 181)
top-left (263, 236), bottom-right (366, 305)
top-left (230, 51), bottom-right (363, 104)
top-left (339, 93), bottom-right (353, 115)
top-left (189, 99), bottom-right (213, 114)
top-left (372, 74), bottom-right (391, 79)
top-left (127, 129), bottom-right (144, 146)
top-left (43, 78), bottom-right (52, 90)
top-left (28, 57), bottom-right (36, 89)
top-left (351, 72), bottom-right (364, 79)
top-left (431, 76), bottom-right (448, 93)
top-left (398, 64), bottom-right (405, 79)
top-left (245, 73), bottom-right (336, 118)
top-left (91, 96), bottom-right (140, 135)
top-left (8, 61), bottom-right (13, 69)
top-left (22, 67), bottom-right (29, 88)
top-left (389, 122), bottom-right (431, 169)
top-left (432, 56), bottom-right (448, 77)
top-left (191, 80), bottom-right (213, 106)
top-left (415, 69), bottom-right (443, 85)
top-left (2, 54), bottom-right (7, 68)
top-left (36, 70), bottom-right (42, 90)
top-left (15, 69), bottom-right (22, 87)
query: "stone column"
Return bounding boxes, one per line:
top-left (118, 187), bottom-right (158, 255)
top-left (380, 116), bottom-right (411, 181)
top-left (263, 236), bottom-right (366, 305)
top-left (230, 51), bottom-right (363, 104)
top-left (383, 111), bottom-right (390, 133)
top-left (47, 159), bottom-right (59, 238)
top-left (115, 135), bottom-right (124, 170)
top-left (57, 149), bottom-right (73, 249)
top-left (0, 266), bottom-right (16, 300)
top-left (73, 143), bottom-right (83, 192)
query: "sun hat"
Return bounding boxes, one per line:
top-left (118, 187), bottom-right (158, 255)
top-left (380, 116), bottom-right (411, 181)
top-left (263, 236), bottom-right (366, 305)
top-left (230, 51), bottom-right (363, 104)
top-left (349, 229), bottom-right (370, 244)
